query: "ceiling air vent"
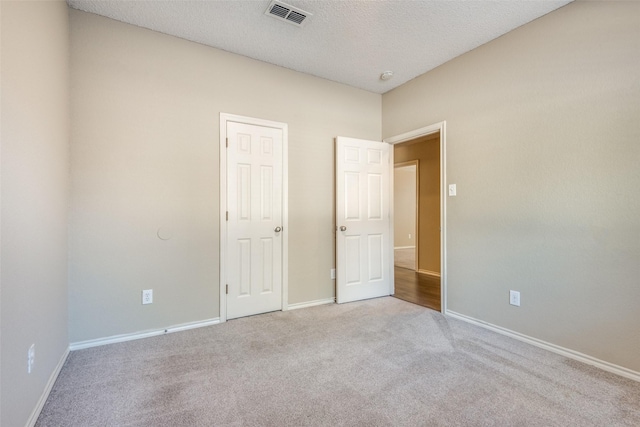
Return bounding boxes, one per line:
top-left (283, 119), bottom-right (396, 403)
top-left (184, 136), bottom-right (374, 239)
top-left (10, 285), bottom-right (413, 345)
top-left (265, 1), bottom-right (312, 27)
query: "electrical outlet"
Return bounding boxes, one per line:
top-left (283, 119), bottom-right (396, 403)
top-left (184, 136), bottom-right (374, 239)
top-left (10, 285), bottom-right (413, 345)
top-left (28, 344), bottom-right (35, 374)
top-left (509, 290), bottom-right (521, 307)
top-left (142, 289), bottom-right (153, 305)
top-left (330, 268), bottom-right (336, 280)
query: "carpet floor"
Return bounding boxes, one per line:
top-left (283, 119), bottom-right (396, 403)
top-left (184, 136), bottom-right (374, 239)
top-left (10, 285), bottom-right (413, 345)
top-left (37, 297), bottom-right (639, 426)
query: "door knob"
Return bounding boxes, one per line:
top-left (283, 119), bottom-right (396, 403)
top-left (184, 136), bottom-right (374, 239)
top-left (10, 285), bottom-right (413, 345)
top-left (274, 226), bottom-right (282, 232)
top-left (340, 226), bottom-right (347, 231)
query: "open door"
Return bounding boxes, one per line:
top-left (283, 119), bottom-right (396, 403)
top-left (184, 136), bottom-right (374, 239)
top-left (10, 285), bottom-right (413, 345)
top-left (335, 136), bottom-right (392, 303)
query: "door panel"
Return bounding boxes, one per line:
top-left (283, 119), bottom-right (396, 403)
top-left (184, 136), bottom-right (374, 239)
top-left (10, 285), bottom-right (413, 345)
top-left (368, 234), bottom-right (383, 280)
top-left (227, 121), bottom-right (283, 319)
top-left (336, 137), bottom-right (391, 303)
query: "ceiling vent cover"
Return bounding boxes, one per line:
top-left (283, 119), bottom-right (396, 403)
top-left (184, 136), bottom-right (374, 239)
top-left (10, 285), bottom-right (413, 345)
top-left (265, 1), bottom-right (312, 27)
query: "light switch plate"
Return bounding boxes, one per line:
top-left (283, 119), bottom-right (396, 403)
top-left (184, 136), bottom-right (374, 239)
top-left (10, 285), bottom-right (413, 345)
top-left (448, 184), bottom-right (457, 196)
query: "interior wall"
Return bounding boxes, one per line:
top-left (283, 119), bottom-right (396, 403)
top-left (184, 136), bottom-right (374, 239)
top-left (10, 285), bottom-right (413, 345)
top-left (393, 165), bottom-right (416, 248)
top-left (383, 1), bottom-right (640, 372)
top-left (394, 135), bottom-right (441, 274)
top-left (69, 10), bottom-right (381, 343)
top-left (0, 1), bottom-right (70, 426)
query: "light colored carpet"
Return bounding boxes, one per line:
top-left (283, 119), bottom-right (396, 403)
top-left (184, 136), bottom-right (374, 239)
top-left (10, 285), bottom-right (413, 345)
top-left (37, 297), bottom-right (639, 426)
top-left (394, 247), bottom-right (415, 270)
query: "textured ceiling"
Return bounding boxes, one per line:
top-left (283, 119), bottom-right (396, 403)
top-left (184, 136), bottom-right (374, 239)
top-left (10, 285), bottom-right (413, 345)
top-left (67, 0), bottom-right (572, 94)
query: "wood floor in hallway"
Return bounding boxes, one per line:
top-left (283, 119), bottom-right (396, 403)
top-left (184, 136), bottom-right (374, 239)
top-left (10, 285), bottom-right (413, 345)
top-left (393, 267), bottom-right (441, 311)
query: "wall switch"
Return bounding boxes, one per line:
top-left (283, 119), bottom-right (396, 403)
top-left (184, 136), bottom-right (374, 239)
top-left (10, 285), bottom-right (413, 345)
top-left (28, 344), bottom-right (35, 374)
top-left (142, 289), bottom-right (153, 305)
top-left (330, 268), bottom-right (336, 280)
top-left (408, 234), bottom-right (411, 239)
top-left (509, 290), bottom-right (521, 307)
top-left (448, 184), bottom-right (457, 196)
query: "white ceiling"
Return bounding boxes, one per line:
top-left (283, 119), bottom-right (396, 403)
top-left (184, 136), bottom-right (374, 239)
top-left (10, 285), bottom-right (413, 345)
top-left (67, 0), bottom-right (572, 94)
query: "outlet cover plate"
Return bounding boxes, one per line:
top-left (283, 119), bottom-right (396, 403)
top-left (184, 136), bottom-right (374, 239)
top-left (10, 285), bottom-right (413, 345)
top-left (509, 290), bottom-right (520, 307)
top-left (142, 289), bottom-right (153, 305)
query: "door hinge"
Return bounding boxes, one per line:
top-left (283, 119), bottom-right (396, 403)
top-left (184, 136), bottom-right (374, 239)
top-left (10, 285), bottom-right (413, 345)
top-left (226, 137), bottom-right (228, 148)
top-left (226, 284), bottom-right (229, 294)
top-left (226, 211), bottom-right (229, 221)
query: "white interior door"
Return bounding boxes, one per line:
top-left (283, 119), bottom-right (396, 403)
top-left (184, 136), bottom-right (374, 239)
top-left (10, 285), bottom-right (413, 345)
top-left (335, 136), bottom-right (392, 303)
top-left (226, 121), bottom-right (283, 319)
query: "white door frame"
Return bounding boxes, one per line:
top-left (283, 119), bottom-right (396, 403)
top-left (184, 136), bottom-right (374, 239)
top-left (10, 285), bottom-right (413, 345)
top-left (219, 113), bottom-right (289, 323)
top-left (384, 121), bottom-right (447, 312)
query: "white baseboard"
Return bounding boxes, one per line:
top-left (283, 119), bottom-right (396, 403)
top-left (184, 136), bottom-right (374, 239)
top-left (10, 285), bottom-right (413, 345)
top-left (445, 310), bottom-right (640, 383)
top-left (27, 346), bottom-right (70, 427)
top-left (287, 298), bottom-right (335, 311)
top-left (417, 269), bottom-right (441, 278)
top-left (394, 246), bottom-right (415, 250)
top-left (69, 318), bottom-right (220, 351)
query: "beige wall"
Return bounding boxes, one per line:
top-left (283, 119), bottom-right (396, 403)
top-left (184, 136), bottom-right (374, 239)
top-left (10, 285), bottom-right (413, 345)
top-left (1, 1), bottom-right (70, 426)
top-left (69, 10), bottom-right (381, 343)
top-left (383, 1), bottom-right (640, 372)
top-left (3, 5), bottom-right (638, 425)
top-left (394, 165), bottom-right (416, 248)
top-left (395, 135), bottom-right (441, 274)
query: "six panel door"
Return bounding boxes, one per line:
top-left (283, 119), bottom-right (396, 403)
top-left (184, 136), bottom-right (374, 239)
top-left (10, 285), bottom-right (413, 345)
top-left (226, 121), bottom-right (283, 319)
top-left (335, 137), bottom-right (392, 303)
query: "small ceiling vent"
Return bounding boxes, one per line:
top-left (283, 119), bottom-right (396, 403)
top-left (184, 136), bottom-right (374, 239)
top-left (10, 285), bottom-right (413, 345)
top-left (265, 1), bottom-right (312, 27)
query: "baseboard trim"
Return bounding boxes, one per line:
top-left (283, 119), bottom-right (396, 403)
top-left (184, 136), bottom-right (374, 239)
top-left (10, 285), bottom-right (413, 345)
top-left (69, 318), bottom-right (220, 351)
top-left (445, 310), bottom-right (640, 382)
top-left (287, 298), bottom-right (335, 311)
top-left (417, 269), bottom-right (441, 278)
top-left (394, 246), bottom-right (415, 250)
top-left (26, 346), bottom-right (70, 427)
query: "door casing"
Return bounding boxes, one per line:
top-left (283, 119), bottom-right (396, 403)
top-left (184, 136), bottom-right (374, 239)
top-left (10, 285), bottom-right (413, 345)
top-left (219, 113), bottom-right (289, 323)
top-left (385, 122), bottom-right (447, 312)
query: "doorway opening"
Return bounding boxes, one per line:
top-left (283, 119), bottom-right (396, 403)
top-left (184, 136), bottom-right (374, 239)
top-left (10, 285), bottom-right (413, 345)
top-left (386, 124), bottom-right (445, 312)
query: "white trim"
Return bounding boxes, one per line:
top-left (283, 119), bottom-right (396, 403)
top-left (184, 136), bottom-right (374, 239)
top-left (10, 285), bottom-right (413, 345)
top-left (219, 114), bottom-right (228, 323)
top-left (417, 269), bottom-right (441, 278)
top-left (384, 121), bottom-right (447, 312)
top-left (220, 113), bottom-right (289, 322)
top-left (26, 347), bottom-right (70, 427)
top-left (385, 124), bottom-right (443, 145)
top-left (69, 318), bottom-right (220, 351)
top-left (282, 116), bottom-right (289, 313)
top-left (287, 298), bottom-right (335, 311)
top-left (446, 310), bottom-right (640, 383)
top-left (389, 144), bottom-right (396, 296)
top-left (394, 246), bottom-right (415, 250)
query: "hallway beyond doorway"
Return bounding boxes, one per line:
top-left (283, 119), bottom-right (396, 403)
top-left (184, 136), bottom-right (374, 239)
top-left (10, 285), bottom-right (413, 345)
top-left (393, 267), bottom-right (440, 311)
top-left (394, 247), bottom-right (415, 270)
